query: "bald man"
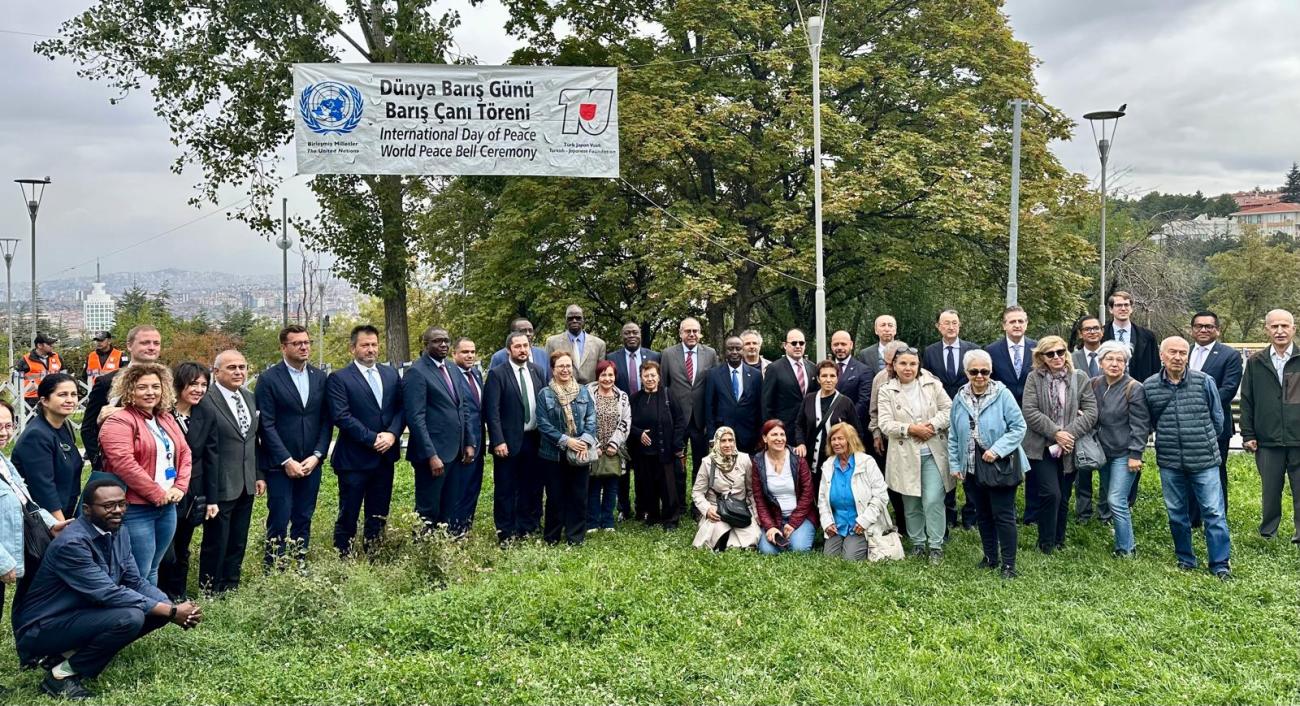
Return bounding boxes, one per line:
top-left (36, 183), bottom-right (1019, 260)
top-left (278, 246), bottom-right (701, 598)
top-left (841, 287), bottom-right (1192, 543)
top-left (856, 314), bottom-right (897, 375)
top-left (829, 330), bottom-right (871, 434)
top-left (1241, 308), bottom-right (1300, 541)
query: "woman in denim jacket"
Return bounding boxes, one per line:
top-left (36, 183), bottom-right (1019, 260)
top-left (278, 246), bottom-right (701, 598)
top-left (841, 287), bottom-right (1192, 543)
top-left (536, 351), bottom-right (597, 545)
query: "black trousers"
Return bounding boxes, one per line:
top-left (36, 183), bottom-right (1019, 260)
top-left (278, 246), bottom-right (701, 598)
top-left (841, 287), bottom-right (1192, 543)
top-left (633, 454), bottom-right (681, 525)
top-left (944, 487), bottom-right (977, 528)
top-left (412, 460), bottom-right (448, 531)
top-left (199, 491), bottom-right (254, 593)
top-left (1033, 456), bottom-right (1075, 550)
top-left (17, 606), bottom-right (168, 678)
top-left (333, 464), bottom-right (395, 554)
top-left (492, 432), bottom-right (541, 541)
top-left (965, 474), bottom-right (1018, 570)
top-left (542, 456), bottom-right (590, 545)
top-left (158, 508), bottom-right (201, 599)
top-left (617, 472), bottom-right (633, 520)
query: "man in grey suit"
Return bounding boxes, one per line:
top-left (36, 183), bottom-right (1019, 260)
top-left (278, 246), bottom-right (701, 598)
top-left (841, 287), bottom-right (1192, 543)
top-left (544, 304), bottom-right (607, 384)
top-left (856, 314), bottom-right (898, 376)
top-left (1072, 315), bottom-right (1104, 378)
top-left (198, 349), bottom-right (263, 594)
top-left (659, 317), bottom-right (718, 496)
top-left (1071, 315), bottom-right (1108, 521)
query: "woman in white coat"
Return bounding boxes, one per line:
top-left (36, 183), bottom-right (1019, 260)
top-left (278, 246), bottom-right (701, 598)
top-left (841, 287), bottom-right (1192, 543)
top-left (692, 427), bottom-right (759, 550)
top-left (818, 422), bottom-right (898, 561)
top-left (876, 347), bottom-right (952, 563)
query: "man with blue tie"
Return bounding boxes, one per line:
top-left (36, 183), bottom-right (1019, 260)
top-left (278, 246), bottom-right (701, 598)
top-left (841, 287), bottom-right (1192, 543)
top-left (484, 332), bottom-right (547, 543)
top-left (404, 327), bottom-right (478, 535)
top-left (985, 306), bottom-right (1040, 524)
top-left (544, 305), bottom-right (608, 384)
top-left (453, 337), bottom-right (487, 534)
top-left (1187, 310), bottom-right (1242, 526)
top-left (488, 317), bottom-right (550, 382)
top-left (1072, 316), bottom-right (1104, 379)
top-left (919, 311), bottom-right (978, 529)
top-left (703, 336), bottom-right (763, 453)
top-left (255, 325), bottom-right (333, 569)
top-left (1071, 315), bottom-right (1109, 522)
top-left (326, 325), bottom-right (404, 556)
top-left (607, 322), bottom-right (659, 518)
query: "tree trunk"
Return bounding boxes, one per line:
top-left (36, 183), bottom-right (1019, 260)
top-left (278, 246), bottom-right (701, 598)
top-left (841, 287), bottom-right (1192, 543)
top-left (377, 175), bottom-right (412, 364)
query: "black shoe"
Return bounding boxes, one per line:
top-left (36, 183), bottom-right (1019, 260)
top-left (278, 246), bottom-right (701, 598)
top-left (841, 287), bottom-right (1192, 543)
top-left (1038, 544), bottom-right (1054, 555)
top-left (928, 549), bottom-right (944, 565)
top-left (663, 522), bottom-right (679, 532)
top-left (977, 557), bottom-right (998, 570)
top-left (961, 522), bottom-right (976, 531)
top-left (41, 672), bottom-right (92, 700)
top-left (908, 545), bottom-right (926, 559)
top-left (1177, 563), bottom-right (1197, 572)
top-left (1290, 535), bottom-right (1300, 545)
top-left (1214, 569), bottom-right (1234, 581)
top-left (1112, 548), bottom-right (1136, 558)
top-left (1000, 567), bottom-right (1017, 580)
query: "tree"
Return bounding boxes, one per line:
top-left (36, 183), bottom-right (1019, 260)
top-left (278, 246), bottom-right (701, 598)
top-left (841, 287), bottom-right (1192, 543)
top-left (1205, 227), bottom-right (1300, 340)
top-left (38, 1), bottom-right (463, 364)
top-left (1281, 163), bottom-right (1300, 204)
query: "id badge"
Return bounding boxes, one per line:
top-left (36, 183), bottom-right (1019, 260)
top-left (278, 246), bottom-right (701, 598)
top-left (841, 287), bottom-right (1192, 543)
top-left (165, 467), bottom-right (177, 481)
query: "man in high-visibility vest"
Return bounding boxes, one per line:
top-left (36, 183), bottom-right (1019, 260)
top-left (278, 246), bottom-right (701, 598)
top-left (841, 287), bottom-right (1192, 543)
top-left (14, 332), bottom-right (64, 404)
top-left (84, 331), bottom-right (126, 387)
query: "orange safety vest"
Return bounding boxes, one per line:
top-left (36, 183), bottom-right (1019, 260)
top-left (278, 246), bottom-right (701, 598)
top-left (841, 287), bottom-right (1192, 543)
top-left (86, 348), bottom-right (124, 386)
top-left (20, 351), bottom-right (63, 399)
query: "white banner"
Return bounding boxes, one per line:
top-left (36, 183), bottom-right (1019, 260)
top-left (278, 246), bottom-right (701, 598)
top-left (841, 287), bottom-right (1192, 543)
top-left (292, 64), bottom-right (619, 178)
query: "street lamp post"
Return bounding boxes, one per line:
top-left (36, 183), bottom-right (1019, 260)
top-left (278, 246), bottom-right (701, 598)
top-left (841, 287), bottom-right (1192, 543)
top-left (1006, 99), bottom-right (1048, 307)
top-left (1083, 106), bottom-right (1126, 325)
top-left (15, 178), bottom-right (50, 344)
top-left (277, 197), bottom-right (292, 327)
top-left (0, 238), bottom-right (19, 373)
top-left (807, 14), bottom-right (827, 362)
top-left (315, 268), bottom-right (328, 369)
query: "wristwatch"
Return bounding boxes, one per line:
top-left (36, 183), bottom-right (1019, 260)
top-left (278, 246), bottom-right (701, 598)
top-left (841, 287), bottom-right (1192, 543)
top-left (168, 604), bottom-right (178, 620)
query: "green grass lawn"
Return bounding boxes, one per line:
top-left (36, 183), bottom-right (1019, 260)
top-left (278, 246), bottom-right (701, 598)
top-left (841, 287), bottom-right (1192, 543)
top-left (1, 453), bottom-right (1297, 704)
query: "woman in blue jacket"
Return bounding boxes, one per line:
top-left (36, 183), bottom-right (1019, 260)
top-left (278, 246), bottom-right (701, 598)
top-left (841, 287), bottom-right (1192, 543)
top-left (948, 350), bottom-right (1029, 579)
top-left (536, 351), bottom-right (597, 545)
top-left (13, 373), bottom-right (84, 520)
top-left (0, 400), bottom-right (62, 614)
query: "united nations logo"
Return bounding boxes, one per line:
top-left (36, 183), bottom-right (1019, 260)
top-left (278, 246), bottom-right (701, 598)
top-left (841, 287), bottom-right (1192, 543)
top-left (299, 81), bottom-right (364, 135)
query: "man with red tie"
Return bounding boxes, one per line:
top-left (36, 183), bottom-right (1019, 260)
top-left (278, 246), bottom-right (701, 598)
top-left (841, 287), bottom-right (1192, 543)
top-left (762, 329), bottom-right (818, 452)
top-left (659, 317), bottom-right (717, 497)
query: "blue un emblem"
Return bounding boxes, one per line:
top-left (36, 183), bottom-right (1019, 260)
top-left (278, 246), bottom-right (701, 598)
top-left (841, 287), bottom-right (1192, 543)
top-left (299, 81), bottom-right (364, 135)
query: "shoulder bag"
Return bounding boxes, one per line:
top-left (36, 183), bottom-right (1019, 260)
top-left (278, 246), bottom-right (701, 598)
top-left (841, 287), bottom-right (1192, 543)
top-left (709, 463), bottom-right (753, 528)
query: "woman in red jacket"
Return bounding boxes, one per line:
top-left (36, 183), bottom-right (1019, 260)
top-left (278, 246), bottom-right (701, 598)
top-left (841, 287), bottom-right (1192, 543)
top-left (100, 362), bottom-right (192, 585)
top-left (751, 420), bottom-right (815, 554)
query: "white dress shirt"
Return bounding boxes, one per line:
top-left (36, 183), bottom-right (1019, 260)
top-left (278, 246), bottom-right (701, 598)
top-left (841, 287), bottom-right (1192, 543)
top-left (1190, 344), bottom-right (1214, 372)
top-left (218, 383), bottom-right (249, 432)
top-left (284, 359), bottom-right (310, 407)
top-left (355, 360), bottom-right (384, 400)
top-left (513, 360), bottom-right (538, 432)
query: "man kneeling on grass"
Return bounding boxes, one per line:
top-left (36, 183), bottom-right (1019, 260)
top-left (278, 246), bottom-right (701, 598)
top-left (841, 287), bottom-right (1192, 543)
top-left (12, 478), bottom-right (204, 700)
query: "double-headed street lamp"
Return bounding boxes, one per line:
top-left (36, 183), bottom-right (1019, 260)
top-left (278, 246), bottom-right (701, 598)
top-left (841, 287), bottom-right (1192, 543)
top-left (1083, 106), bottom-right (1126, 325)
top-left (0, 238), bottom-right (20, 372)
top-left (15, 177), bottom-right (50, 344)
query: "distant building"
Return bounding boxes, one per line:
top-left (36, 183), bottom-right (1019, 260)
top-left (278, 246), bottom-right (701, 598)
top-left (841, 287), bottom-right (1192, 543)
top-left (83, 280), bottom-right (115, 334)
top-left (1230, 202), bottom-right (1300, 238)
top-left (1156, 214), bottom-right (1239, 242)
top-left (1232, 189), bottom-right (1283, 209)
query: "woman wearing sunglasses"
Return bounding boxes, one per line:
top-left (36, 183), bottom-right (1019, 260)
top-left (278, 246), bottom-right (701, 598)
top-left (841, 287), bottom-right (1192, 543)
top-left (947, 350), bottom-right (1029, 579)
top-left (1021, 335), bottom-right (1098, 555)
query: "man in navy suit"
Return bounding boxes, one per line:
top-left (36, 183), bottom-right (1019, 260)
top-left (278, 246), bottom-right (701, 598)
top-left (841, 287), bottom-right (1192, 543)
top-left (763, 329), bottom-right (817, 434)
top-left (607, 321), bottom-right (659, 518)
top-left (985, 305), bottom-right (1040, 524)
top-left (484, 331), bottom-right (547, 543)
top-left (829, 330), bottom-right (872, 434)
top-left (453, 336), bottom-right (487, 534)
top-left (703, 336), bottom-right (763, 453)
top-left (921, 310), bottom-right (979, 528)
top-left (1188, 310), bottom-right (1243, 524)
top-left (487, 317), bottom-right (551, 381)
top-left (1102, 291), bottom-right (1161, 383)
top-left (326, 324), bottom-right (404, 556)
top-left (255, 324), bottom-right (333, 568)
top-left (404, 326), bottom-right (478, 535)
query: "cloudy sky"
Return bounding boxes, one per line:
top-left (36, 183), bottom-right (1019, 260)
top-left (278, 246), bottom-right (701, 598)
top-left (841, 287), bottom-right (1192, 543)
top-left (1, 0), bottom-right (1297, 283)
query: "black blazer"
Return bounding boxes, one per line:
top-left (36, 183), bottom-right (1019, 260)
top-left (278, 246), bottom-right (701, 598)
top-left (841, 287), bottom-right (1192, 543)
top-left (200, 385), bottom-right (260, 503)
top-left (80, 370), bottom-right (118, 469)
top-left (832, 357), bottom-right (873, 434)
top-left (177, 402), bottom-right (219, 502)
top-left (922, 339), bottom-right (981, 400)
top-left (629, 389), bottom-right (686, 462)
top-left (11, 414), bottom-right (84, 517)
top-left (793, 391), bottom-right (860, 472)
top-left (702, 362), bottom-right (763, 452)
top-left (762, 357), bottom-right (818, 432)
top-left (986, 337), bottom-right (1037, 406)
top-left (1103, 323), bottom-right (1161, 383)
top-left (483, 361), bottom-right (546, 454)
top-left (1195, 341), bottom-right (1244, 440)
top-left (254, 361), bottom-right (333, 472)
top-left (606, 347), bottom-right (660, 395)
top-left (327, 363), bottom-right (405, 472)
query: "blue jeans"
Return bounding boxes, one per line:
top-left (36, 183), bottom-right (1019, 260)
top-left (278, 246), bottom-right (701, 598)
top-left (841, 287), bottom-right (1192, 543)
top-left (758, 517), bottom-right (815, 555)
top-left (1106, 456), bottom-right (1142, 553)
top-left (586, 475), bottom-right (619, 529)
top-left (1158, 465), bottom-right (1231, 572)
top-left (123, 503), bottom-right (177, 585)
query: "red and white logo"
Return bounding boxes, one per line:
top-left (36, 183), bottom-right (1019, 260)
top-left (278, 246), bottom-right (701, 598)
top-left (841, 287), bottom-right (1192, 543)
top-left (560, 88), bottom-right (614, 136)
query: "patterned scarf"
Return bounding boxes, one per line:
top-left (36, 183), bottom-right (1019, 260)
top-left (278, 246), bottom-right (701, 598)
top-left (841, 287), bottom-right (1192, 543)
top-left (709, 426), bottom-right (739, 478)
top-left (958, 382), bottom-right (994, 471)
top-left (1047, 368), bottom-right (1070, 426)
top-left (549, 377), bottom-right (581, 436)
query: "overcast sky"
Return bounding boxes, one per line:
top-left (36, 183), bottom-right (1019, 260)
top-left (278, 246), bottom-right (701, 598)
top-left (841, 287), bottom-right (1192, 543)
top-left (2, 1), bottom-right (1297, 282)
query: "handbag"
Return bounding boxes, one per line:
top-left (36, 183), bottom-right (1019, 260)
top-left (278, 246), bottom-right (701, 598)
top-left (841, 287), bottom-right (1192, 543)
top-left (1074, 430), bottom-right (1105, 472)
top-left (20, 499), bottom-right (54, 563)
top-left (973, 442), bottom-right (1023, 488)
top-left (565, 434), bottom-right (600, 467)
top-left (866, 506), bottom-right (904, 561)
top-left (589, 452), bottom-right (624, 478)
top-left (179, 492), bottom-right (208, 527)
top-left (709, 463), bottom-right (753, 528)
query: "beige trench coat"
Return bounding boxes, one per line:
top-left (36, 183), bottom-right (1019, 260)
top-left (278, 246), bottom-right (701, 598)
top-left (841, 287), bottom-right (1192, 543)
top-left (876, 372), bottom-right (954, 496)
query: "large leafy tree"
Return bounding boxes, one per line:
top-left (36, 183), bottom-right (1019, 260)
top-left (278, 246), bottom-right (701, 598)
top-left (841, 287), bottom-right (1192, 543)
top-left (38, 1), bottom-right (463, 363)
top-left (421, 0), bottom-right (1091, 351)
top-left (1205, 227), bottom-right (1300, 341)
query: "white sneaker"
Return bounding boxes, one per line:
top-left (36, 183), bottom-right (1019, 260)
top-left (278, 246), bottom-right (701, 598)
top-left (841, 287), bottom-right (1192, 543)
top-left (604, 527), bottom-right (615, 533)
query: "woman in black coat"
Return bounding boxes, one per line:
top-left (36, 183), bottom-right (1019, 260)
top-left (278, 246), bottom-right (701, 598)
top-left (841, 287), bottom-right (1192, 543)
top-left (12, 373), bottom-right (83, 520)
top-left (794, 361), bottom-right (860, 486)
top-left (628, 361), bottom-right (688, 529)
top-left (158, 362), bottom-right (219, 600)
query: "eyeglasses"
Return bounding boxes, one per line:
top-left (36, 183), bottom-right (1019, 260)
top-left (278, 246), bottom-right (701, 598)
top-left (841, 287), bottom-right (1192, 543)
top-left (1042, 349), bottom-right (1068, 359)
top-left (91, 500), bottom-right (129, 511)
top-left (1192, 323), bottom-right (1218, 331)
top-left (1081, 326), bottom-right (1102, 333)
top-left (287, 340), bottom-right (312, 348)
top-left (0, 423), bottom-right (13, 431)
top-left (966, 369), bottom-right (991, 377)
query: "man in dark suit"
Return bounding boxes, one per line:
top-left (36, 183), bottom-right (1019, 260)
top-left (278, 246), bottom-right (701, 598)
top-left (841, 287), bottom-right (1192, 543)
top-left (830, 330), bottom-right (872, 434)
top-left (1071, 315), bottom-right (1110, 521)
top-left (1102, 290), bottom-right (1160, 383)
top-left (703, 336), bottom-right (763, 453)
top-left (484, 331), bottom-right (547, 543)
top-left (326, 324), bottom-right (404, 556)
top-left (198, 349), bottom-right (262, 594)
top-left (487, 317), bottom-right (550, 381)
top-left (1188, 310), bottom-right (1243, 525)
top-left (255, 325), bottom-right (333, 569)
top-left (985, 305), bottom-right (1040, 524)
top-left (607, 321), bottom-right (659, 518)
top-left (660, 317), bottom-right (718, 492)
top-left (763, 329), bottom-right (818, 435)
top-left (82, 324), bottom-right (161, 471)
top-left (453, 336), bottom-right (487, 534)
top-left (403, 326), bottom-right (477, 535)
top-left (1072, 315), bottom-right (1105, 378)
top-left (856, 314), bottom-right (897, 376)
top-left (920, 310), bottom-right (980, 528)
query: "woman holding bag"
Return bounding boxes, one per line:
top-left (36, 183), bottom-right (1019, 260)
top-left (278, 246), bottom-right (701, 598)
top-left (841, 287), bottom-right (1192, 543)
top-left (817, 422), bottom-right (899, 561)
top-left (691, 426), bottom-right (759, 551)
top-left (1022, 336), bottom-right (1098, 555)
top-left (536, 351), bottom-right (597, 546)
top-left (794, 361), bottom-right (860, 486)
top-left (585, 360), bottom-right (630, 533)
top-left (0, 400), bottom-right (66, 614)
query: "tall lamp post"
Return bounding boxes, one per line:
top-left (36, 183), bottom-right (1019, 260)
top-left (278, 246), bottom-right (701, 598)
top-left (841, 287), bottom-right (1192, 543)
top-left (15, 177), bottom-right (50, 344)
top-left (807, 14), bottom-right (827, 362)
top-left (1083, 106), bottom-right (1125, 325)
top-left (314, 268), bottom-right (328, 368)
top-left (277, 197), bottom-right (292, 327)
top-left (1006, 99), bottom-right (1048, 306)
top-left (0, 238), bottom-right (19, 373)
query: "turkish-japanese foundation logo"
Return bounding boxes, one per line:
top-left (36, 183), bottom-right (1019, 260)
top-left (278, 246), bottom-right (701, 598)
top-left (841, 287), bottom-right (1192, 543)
top-left (559, 88), bottom-right (614, 136)
top-left (299, 81), bottom-right (365, 135)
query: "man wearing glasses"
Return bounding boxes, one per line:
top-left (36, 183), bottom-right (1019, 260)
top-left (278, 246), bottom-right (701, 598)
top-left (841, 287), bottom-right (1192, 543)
top-left (1102, 291), bottom-right (1160, 382)
top-left (1072, 315), bottom-right (1107, 522)
top-left (761, 329), bottom-right (817, 446)
top-left (661, 317), bottom-right (718, 492)
top-left (1186, 311), bottom-right (1241, 525)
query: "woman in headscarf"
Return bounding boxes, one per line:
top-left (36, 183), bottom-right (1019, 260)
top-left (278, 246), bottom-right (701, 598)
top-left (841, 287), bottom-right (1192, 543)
top-left (691, 426), bottom-right (759, 551)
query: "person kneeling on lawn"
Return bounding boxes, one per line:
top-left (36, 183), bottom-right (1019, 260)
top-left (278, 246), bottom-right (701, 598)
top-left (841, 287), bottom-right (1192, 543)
top-left (13, 478), bottom-right (203, 700)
